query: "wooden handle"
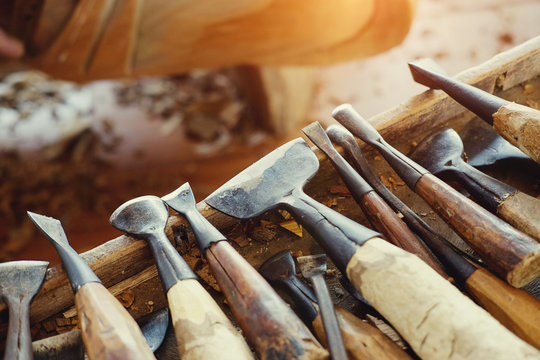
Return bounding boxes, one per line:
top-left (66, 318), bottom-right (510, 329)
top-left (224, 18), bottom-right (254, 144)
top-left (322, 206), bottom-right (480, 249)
top-left (312, 307), bottom-right (411, 360)
top-left (361, 191), bottom-right (448, 278)
top-left (493, 102), bottom-right (540, 163)
top-left (415, 173), bottom-right (540, 287)
top-left (345, 238), bottom-right (540, 359)
top-left (465, 267), bottom-right (540, 350)
top-left (166, 278), bottom-right (253, 360)
top-left (75, 282), bottom-right (156, 360)
top-left (498, 191), bottom-right (540, 242)
top-left (206, 241), bottom-right (328, 360)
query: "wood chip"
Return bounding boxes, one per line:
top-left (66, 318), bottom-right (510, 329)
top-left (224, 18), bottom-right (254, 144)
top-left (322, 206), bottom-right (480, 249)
top-left (280, 220), bottom-right (303, 237)
top-left (42, 319), bottom-right (57, 332)
top-left (117, 289), bottom-right (135, 308)
top-left (278, 209), bottom-right (293, 220)
top-left (291, 250), bottom-right (303, 258)
top-left (330, 185), bottom-right (351, 196)
top-left (55, 318), bottom-right (73, 327)
top-left (322, 198), bottom-right (338, 207)
top-left (523, 83), bottom-right (534, 95)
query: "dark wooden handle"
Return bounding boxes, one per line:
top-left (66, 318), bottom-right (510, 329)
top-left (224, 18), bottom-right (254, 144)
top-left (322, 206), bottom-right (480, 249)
top-left (165, 278), bottom-right (253, 359)
top-left (206, 241), bottom-right (328, 360)
top-left (415, 173), bottom-right (540, 287)
top-left (465, 267), bottom-right (540, 350)
top-left (360, 191), bottom-right (448, 278)
top-left (345, 238), bottom-right (539, 359)
top-left (312, 307), bottom-right (411, 360)
top-left (498, 191), bottom-right (540, 242)
top-left (74, 282), bottom-right (156, 360)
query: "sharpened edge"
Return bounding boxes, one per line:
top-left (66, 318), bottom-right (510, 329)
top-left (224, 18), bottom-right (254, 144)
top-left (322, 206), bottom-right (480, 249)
top-left (407, 58), bottom-right (449, 89)
top-left (27, 211), bottom-right (70, 247)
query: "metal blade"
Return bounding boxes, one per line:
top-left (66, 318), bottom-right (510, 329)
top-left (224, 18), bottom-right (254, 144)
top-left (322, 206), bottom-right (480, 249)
top-left (109, 195), bottom-right (169, 237)
top-left (409, 128), bottom-right (464, 175)
top-left (205, 138), bottom-right (319, 218)
top-left (0, 261), bottom-right (49, 300)
top-left (297, 255), bottom-right (327, 279)
top-left (27, 212), bottom-right (70, 247)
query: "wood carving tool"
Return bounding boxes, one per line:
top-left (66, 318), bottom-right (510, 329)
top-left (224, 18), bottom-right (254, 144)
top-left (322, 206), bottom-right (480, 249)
top-left (109, 196), bottom-right (254, 360)
top-left (259, 250), bottom-right (411, 359)
top-left (408, 58), bottom-right (540, 163)
top-left (326, 124), bottom-right (540, 349)
top-left (204, 137), bottom-right (539, 359)
top-left (302, 121), bottom-right (447, 277)
top-left (163, 183), bottom-right (328, 360)
top-left (27, 212), bottom-right (156, 360)
top-left (296, 254), bottom-right (347, 360)
top-left (0, 260), bottom-right (48, 360)
top-left (409, 127), bottom-right (540, 241)
top-left (32, 307), bottom-right (170, 359)
top-left (332, 104), bottom-right (540, 288)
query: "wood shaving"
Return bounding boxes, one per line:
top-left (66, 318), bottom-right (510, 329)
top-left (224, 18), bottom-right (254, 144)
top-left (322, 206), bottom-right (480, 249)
top-left (280, 220), bottom-right (303, 237)
top-left (523, 84), bottom-right (534, 95)
top-left (117, 289), bottom-right (135, 308)
top-left (322, 198), bottom-right (338, 207)
top-left (329, 185), bottom-right (351, 196)
top-left (278, 209), bottom-right (293, 220)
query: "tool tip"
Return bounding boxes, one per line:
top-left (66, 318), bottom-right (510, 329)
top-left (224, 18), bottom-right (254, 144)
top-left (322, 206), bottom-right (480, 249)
top-left (331, 103), bottom-right (354, 118)
top-left (27, 211), bottom-right (70, 246)
top-left (407, 58), bottom-right (448, 88)
top-left (162, 182), bottom-right (196, 214)
top-left (110, 195), bottom-right (169, 236)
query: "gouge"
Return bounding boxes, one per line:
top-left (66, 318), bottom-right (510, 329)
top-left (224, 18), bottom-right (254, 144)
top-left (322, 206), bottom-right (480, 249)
top-left (408, 58), bottom-right (540, 163)
top-left (326, 124), bottom-right (540, 349)
top-left (0, 260), bottom-right (48, 360)
top-left (109, 196), bottom-right (254, 360)
top-left (163, 183), bottom-right (328, 360)
top-left (259, 250), bottom-right (412, 359)
top-left (302, 121), bottom-right (448, 277)
top-left (297, 255), bottom-right (347, 360)
top-left (332, 104), bottom-right (540, 288)
top-left (204, 137), bottom-right (540, 359)
top-left (27, 211), bottom-right (156, 360)
top-left (409, 127), bottom-right (540, 241)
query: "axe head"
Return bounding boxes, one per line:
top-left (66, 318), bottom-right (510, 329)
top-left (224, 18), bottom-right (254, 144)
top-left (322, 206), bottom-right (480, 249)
top-left (110, 195), bottom-right (169, 237)
top-left (0, 261), bottom-right (49, 303)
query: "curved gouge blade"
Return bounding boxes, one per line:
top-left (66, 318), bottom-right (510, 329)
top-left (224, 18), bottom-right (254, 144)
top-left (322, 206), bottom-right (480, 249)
top-left (0, 260), bottom-right (49, 360)
top-left (410, 128), bottom-right (540, 241)
top-left (111, 195), bottom-right (254, 360)
top-left (27, 211), bottom-right (100, 291)
top-left (137, 307), bottom-right (170, 352)
top-left (332, 104), bottom-right (540, 287)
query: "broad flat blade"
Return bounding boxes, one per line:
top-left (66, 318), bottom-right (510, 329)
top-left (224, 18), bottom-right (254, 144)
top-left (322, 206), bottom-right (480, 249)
top-left (409, 128), bottom-right (465, 174)
top-left (109, 195), bottom-right (169, 237)
top-left (0, 261), bottom-right (49, 300)
top-left (27, 212), bottom-right (70, 247)
top-left (459, 117), bottom-right (532, 166)
top-left (297, 254), bottom-right (327, 279)
top-left (205, 138), bottom-right (319, 218)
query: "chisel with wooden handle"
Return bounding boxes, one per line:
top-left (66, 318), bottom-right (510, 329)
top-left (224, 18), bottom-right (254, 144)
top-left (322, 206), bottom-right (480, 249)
top-left (109, 196), bottom-right (254, 360)
top-left (259, 250), bottom-right (412, 359)
top-left (163, 183), bottom-right (328, 360)
top-left (203, 136), bottom-right (540, 359)
top-left (302, 121), bottom-right (448, 278)
top-left (27, 212), bottom-right (156, 360)
top-left (408, 58), bottom-right (540, 163)
top-left (326, 124), bottom-right (540, 349)
top-left (332, 104), bottom-right (540, 288)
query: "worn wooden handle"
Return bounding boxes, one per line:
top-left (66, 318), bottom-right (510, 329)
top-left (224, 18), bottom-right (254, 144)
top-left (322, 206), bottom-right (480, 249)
top-left (75, 282), bottom-right (156, 360)
top-left (360, 191), bottom-right (447, 278)
top-left (465, 267), bottom-right (540, 350)
top-left (415, 173), bottom-right (540, 287)
top-left (166, 278), bottom-right (253, 360)
top-left (498, 191), bottom-right (540, 242)
top-left (312, 306), bottom-right (410, 360)
top-left (346, 238), bottom-right (540, 359)
top-left (493, 102), bottom-right (540, 163)
top-left (206, 241), bottom-right (328, 360)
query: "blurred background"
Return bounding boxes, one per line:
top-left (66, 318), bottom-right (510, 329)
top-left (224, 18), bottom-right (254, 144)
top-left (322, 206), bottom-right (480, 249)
top-left (1, 0), bottom-right (539, 264)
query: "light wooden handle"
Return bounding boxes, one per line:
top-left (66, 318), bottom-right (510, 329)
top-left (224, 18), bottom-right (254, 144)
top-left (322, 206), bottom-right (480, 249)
top-left (312, 307), bottom-right (411, 360)
top-left (493, 102), bottom-right (540, 163)
top-left (75, 282), bottom-right (156, 360)
top-left (465, 267), bottom-right (540, 350)
top-left (166, 279), bottom-right (254, 360)
top-left (346, 238), bottom-right (540, 360)
top-left (498, 191), bottom-right (540, 242)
